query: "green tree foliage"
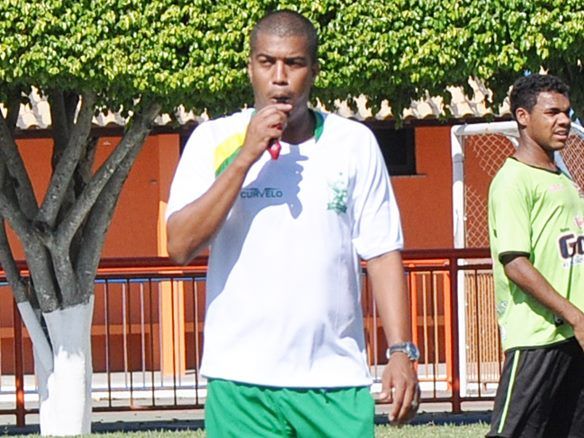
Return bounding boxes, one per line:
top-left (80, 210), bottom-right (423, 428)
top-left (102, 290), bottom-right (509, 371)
top-left (1, 1), bottom-right (582, 120)
top-left (0, 0), bottom-right (253, 116)
top-left (313, 0), bottom-right (583, 117)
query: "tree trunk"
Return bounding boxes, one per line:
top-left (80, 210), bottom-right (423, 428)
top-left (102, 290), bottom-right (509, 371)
top-left (1, 96), bottom-right (161, 434)
top-left (20, 298), bottom-right (94, 436)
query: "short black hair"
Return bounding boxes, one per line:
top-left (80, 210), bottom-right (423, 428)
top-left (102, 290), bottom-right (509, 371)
top-left (510, 74), bottom-right (570, 119)
top-left (250, 10), bottom-right (318, 63)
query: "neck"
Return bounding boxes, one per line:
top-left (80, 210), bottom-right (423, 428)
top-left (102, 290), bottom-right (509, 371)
top-left (514, 137), bottom-right (556, 171)
top-left (281, 108), bottom-right (314, 144)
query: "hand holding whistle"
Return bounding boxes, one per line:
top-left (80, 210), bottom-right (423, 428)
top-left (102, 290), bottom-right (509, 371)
top-left (267, 123), bottom-right (284, 160)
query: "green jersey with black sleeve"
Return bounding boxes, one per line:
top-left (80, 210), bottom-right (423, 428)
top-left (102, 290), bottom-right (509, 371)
top-left (488, 157), bottom-right (584, 351)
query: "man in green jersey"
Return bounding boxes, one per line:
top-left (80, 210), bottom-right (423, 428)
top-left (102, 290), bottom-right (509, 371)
top-left (487, 74), bottom-right (584, 437)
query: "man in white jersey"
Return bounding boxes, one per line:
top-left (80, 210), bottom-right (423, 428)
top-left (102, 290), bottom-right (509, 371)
top-left (166, 10), bottom-right (419, 436)
top-left (487, 74), bottom-right (584, 438)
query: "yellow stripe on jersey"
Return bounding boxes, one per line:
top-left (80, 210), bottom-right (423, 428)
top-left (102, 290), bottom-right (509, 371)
top-left (214, 131), bottom-right (246, 177)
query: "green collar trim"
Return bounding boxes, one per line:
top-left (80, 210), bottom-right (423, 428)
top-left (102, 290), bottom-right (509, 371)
top-left (313, 110), bottom-right (324, 142)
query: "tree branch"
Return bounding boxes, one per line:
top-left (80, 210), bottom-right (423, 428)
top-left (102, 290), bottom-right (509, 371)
top-left (0, 220), bottom-right (28, 302)
top-left (5, 88), bottom-right (21, 137)
top-left (0, 171), bottom-right (60, 311)
top-left (47, 90), bottom-right (70, 147)
top-left (24, 243), bottom-right (61, 312)
top-left (37, 91), bottom-right (96, 228)
top-left (51, 245), bottom-right (79, 308)
top-left (56, 101), bottom-right (161, 247)
top-left (0, 157), bottom-right (6, 188)
top-left (0, 187), bottom-right (34, 239)
top-left (0, 112), bottom-right (38, 219)
top-left (0, 188), bottom-right (59, 311)
top-left (76, 136), bottom-right (99, 196)
top-left (68, 136), bottom-right (99, 263)
top-left (47, 89), bottom-right (74, 154)
top-left (76, 132), bottom-right (148, 291)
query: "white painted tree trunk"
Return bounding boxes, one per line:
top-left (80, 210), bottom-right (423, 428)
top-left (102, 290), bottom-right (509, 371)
top-left (18, 298), bottom-right (94, 436)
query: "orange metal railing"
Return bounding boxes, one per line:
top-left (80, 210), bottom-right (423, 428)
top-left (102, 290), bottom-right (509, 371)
top-left (0, 249), bottom-right (499, 427)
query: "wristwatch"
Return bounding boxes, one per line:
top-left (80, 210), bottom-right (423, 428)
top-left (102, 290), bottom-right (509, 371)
top-left (386, 342), bottom-right (420, 362)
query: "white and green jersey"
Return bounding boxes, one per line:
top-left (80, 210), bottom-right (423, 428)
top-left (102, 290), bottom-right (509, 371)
top-left (488, 157), bottom-right (584, 351)
top-left (166, 109), bottom-right (403, 387)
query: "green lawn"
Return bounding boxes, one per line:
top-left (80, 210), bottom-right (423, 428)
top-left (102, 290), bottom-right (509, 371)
top-left (376, 423), bottom-right (488, 437)
top-left (9, 423), bottom-right (489, 437)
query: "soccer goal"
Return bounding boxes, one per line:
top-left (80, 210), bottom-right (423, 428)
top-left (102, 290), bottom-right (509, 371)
top-left (450, 121), bottom-right (584, 397)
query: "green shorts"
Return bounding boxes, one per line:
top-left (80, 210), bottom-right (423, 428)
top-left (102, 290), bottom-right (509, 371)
top-left (205, 379), bottom-right (374, 437)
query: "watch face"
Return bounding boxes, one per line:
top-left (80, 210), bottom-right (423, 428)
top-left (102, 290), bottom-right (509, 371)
top-left (389, 342), bottom-right (419, 361)
top-left (406, 343), bottom-right (420, 361)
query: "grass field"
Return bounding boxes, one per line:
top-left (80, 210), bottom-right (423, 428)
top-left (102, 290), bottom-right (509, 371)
top-left (376, 423), bottom-right (489, 437)
top-left (9, 423), bottom-right (490, 437)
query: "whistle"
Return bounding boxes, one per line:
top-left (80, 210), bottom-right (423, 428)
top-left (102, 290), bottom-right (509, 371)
top-left (268, 139), bottom-right (281, 160)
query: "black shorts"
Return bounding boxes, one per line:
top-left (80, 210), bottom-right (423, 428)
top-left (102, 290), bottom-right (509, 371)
top-left (487, 337), bottom-right (584, 438)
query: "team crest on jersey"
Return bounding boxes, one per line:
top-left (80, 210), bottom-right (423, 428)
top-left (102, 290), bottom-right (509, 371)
top-left (327, 172), bottom-right (348, 214)
top-left (576, 215), bottom-right (584, 229)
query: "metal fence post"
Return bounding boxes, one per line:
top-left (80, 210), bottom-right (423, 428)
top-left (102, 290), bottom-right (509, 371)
top-left (449, 254), bottom-right (462, 412)
top-left (13, 299), bottom-right (26, 427)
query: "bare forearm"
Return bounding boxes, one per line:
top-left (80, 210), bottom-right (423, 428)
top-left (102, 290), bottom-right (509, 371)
top-left (504, 257), bottom-right (584, 328)
top-left (167, 104), bottom-right (292, 264)
top-left (368, 250), bottom-right (419, 423)
top-left (367, 250), bottom-right (412, 345)
top-left (166, 156), bottom-right (251, 264)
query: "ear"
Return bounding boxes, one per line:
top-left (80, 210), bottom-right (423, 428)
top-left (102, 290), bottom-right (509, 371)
top-left (310, 62), bottom-right (319, 83)
top-left (515, 107), bottom-right (530, 128)
top-left (247, 60), bottom-right (253, 82)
